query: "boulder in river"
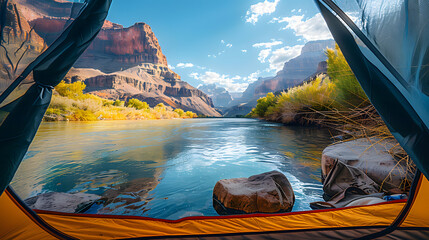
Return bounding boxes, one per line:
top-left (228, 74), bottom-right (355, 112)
top-left (322, 137), bottom-right (414, 191)
top-left (24, 192), bottom-right (100, 213)
top-left (213, 171), bottom-right (295, 215)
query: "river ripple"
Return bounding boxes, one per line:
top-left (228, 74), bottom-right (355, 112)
top-left (11, 118), bottom-right (333, 219)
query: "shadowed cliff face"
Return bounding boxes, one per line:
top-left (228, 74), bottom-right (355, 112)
top-left (253, 40), bottom-right (335, 97)
top-left (0, 0), bottom-right (47, 91)
top-left (15, 0), bottom-right (83, 21)
top-left (198, 84), bottom-right (233, 108)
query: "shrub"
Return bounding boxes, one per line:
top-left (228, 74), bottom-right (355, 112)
top-left (185, 111), bottom-right (197, 118)
top-left (249, 92), bottom-right (278, 118)
top-left (327, 44), bottom-right (369, 108)
top-left (102, 99), bottom-right (114, 107)
top-left (69, 109), bottom-right (98, 121)
top-left (113, 99), bottom-right (125, 107)
top-left (250, 75), bottom-right (336, 123)
top-left (154, 103), bottom-right (166, 112)
top-left (278, 75), bottom-right (336, 111)
top-left (126, 98), bottom-right (149, 110)
top-left (55, 81), bottom-right (86, 99)
top-left (174, 108), bottom-right (185, 117)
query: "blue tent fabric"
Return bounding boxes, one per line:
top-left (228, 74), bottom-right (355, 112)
top-left (0, 0), bottom-right (112, 195)
top-left (315, 0), bottom-right (429, 179)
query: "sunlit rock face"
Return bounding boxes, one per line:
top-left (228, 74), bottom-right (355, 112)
top-left (67, 64), bottom-right (221, 117)
top-left (74, 22), bottom-right (169, 73)
top-left (18, 0), bottom-right (168, 73)
top-left (30, 19), bottom-right (168, 73)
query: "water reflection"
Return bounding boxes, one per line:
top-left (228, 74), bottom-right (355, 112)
top-left (11, 119), bottom-right (333, 219)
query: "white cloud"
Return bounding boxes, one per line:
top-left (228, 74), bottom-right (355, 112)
top-left (168, 64), bottom-right (175, 70)
top-left (291, 9), bottom-right (296, 13)
top-left (190, 71), bottom-right (248, 92)
top-left (274, 13), bottom-right (332, 41)
top-left (252, 40), bottom-right (283, 48)
top-left (246, 0), bottom-right (280, 24)
top-left (258, 48), bottom-right (272, 63)
top-left (189, 72), bottom-right (199, 79)
top-left (268, 45), bottom-right (303, 72)
top-left (241, 49), bottom-right (248, 53)
top-left (176, 63), bottom-right (194, 68)
top-left (244, 71), bottom-right (262, 83)
top-left (252, 39), bottom-right (285, 64)
top-left (221, 40), bottom-right (232, 48)
top-left (298, 9), bottom-right (302, 13)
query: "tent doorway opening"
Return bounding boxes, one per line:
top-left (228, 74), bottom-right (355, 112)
top-left (1, 0), bottom-right (428, 239)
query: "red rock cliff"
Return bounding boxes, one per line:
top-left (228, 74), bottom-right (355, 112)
top-left (75, 22), bottom-right (168, 73)
top-left (29, 16), bottom-right (169, 73)
top-left (17, 0), bottom-right (168, 73)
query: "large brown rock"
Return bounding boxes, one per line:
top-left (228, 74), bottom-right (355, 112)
top-left (213, 171), bottom-right (295, 215)
top-left (322, 138), bottom-right (415, 191)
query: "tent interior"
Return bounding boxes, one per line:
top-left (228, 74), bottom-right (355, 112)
top-left (0, 0), bottom-right (428, 239)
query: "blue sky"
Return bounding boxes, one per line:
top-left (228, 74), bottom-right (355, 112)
top-left (107, 0), bottom-right (332, 93)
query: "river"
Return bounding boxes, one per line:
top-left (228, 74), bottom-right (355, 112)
top-left (11, 118), bottom-right (333, 219)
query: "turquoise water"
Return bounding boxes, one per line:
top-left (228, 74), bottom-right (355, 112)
top-left (11, 118), bottom-right (333, 219)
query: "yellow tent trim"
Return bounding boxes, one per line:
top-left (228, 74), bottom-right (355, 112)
top-left (401, 174), bottom-right (429, 228)
top-left (0, 190), bottom-right (404, 239)
top-left (36, 202), bottom-right (405, 239)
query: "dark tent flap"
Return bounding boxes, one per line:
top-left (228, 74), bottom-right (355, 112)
top-left (315, 0), bottom-right (429, 179)
top-left (0, 0), bottom-right (87, 95)
top-left (0, 0), bottom-right (111, 195)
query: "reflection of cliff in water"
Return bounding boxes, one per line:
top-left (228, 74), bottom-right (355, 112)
top-left (11, 121), bottom-right (191, 200)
